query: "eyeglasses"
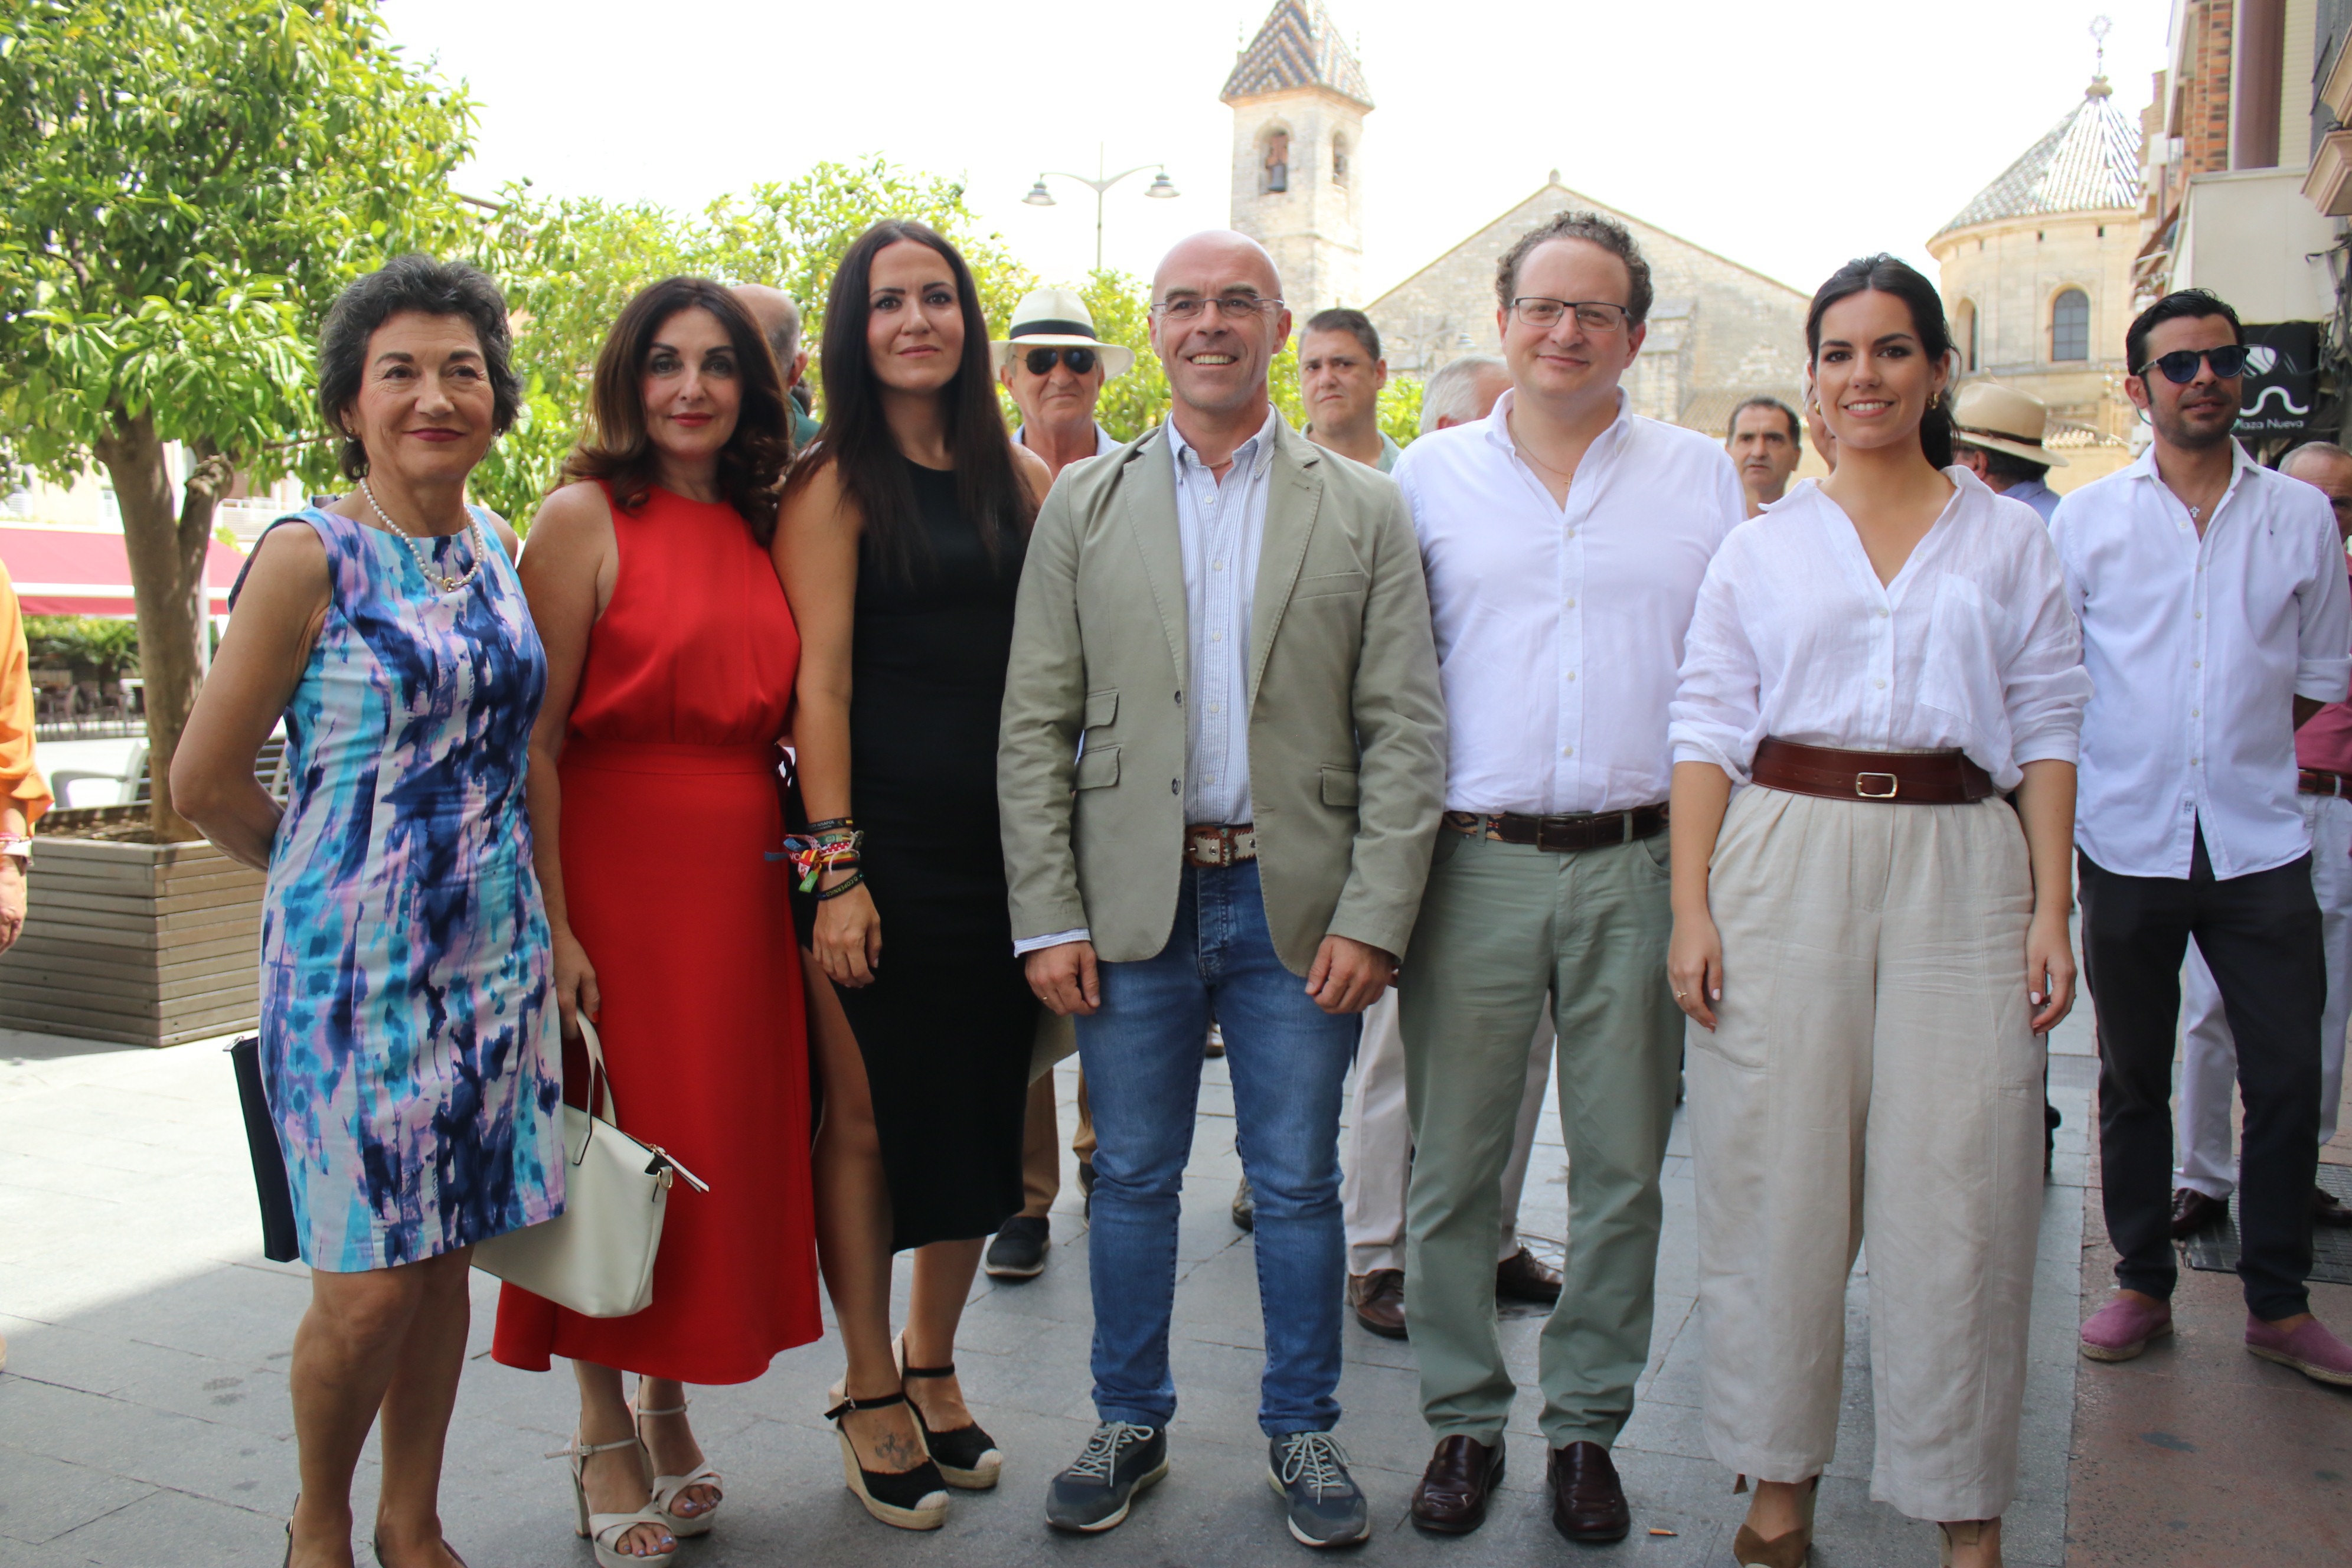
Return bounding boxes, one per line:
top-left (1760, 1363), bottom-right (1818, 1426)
top-left (1151, 295), bottom-right (1284, 322)
top-left (2137, 345), bottom-right (2250, 384)
top-left (1510, 298), bottom-right (1632, 332)
top-left (1022, 346), bottom-right (1097, 376)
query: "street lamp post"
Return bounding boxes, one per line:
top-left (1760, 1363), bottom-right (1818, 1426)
top-left (1023, 144), bottom-right (1180, 274)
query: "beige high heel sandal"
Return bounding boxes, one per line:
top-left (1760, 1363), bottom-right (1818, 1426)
top-left (633, 1393), bottom-right (723, 1537)
top-left (1938, 1518), bottom-right (2000, 1568)
top-left (551, 1434), bottom-right (676, 1568)
top-left (1730, 1474), bottom-right (1819, 1568)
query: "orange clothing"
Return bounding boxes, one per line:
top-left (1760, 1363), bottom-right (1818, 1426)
top-left (0, 559), bottom-right (53, 826)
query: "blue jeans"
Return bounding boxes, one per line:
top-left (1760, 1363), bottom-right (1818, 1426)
top-left (1076, 861), bottom-right (1363, 1438)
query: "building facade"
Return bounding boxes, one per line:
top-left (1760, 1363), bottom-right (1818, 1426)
top-left (1927, 75), bottom-right (2148, 488)
top-left (1221, 0), bottom-right (1371, 319)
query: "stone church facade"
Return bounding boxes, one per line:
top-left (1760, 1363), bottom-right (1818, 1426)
top-left (1219, 1), bottom-right (1810, 437)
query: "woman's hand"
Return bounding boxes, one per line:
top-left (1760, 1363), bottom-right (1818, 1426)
top-left (814, 874), bottom-right (883, 988)
top-left (1668, 910), bottom-right (1724, 1032)
top-left (550, 925), bottom-right (600, 1040)
top-left (0, 858), bottom-right (24, 953)
top-left (2025, 907), bottom-right (2077, 1035)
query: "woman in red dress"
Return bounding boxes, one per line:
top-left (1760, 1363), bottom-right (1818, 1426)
top-left (493, 277), bottom-right (816, 1567)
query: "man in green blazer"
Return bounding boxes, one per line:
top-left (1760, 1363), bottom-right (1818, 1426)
top-left (998, 230), bottom-right (1446, 1550)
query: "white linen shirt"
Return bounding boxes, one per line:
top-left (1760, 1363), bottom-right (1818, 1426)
top-left (1669, 470), bottom-right (2089, 789)
top-left (2052, 441), bottom-right (2352, 880)
top-left (1394, 387), bottom-right (1744, 814)
top-left (1170, 409), bottom-right (1277, 827)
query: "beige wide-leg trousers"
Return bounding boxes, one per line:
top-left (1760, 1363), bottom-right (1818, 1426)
top-left (1690, 789), bottom-right (2044, 1523)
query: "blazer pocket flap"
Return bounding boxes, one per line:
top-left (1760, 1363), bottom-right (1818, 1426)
top-left (1084, 688), bottom-right (1119, 729)
top-left (1320, 765), bottom-right (1360, 806)
top-left (1293, 570), bottom-right (1370, 600)
top-left (1076, 744), bottom-right (1121, 789)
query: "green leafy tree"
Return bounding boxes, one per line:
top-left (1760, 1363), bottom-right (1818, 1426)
top-left (0, 0), bottom-right (474, 834)
top-left (1378, 377), bottom-right (1424, 449)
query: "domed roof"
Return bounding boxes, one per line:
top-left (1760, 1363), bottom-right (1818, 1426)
top-left (1220, 0), bottom-right (1374, 110)
top-left (1934, 79), bottom-right (2141, 237)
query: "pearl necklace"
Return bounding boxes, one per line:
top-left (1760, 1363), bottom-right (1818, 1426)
top-left (358, 476), bottom-right (487, 594)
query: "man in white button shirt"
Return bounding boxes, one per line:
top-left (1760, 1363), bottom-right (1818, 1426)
top-left (1390, 212), bottom-right (1745, 1541)
top-left (2057, 289), bottom-right (2352, 1387)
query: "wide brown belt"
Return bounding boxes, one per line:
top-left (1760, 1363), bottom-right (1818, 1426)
top-left (2301, 767), bottom-right (2352, 798)
top-left (1750, 738), bottom-right (1995, 805)
top-left (1442, 804), bottom-right (1668, 852)
top-left (1184, 822), bottom-right (1258, 867)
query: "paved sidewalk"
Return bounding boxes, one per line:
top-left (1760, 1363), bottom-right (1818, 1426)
top-left (1, 1007), bottom-right (2104, 1568)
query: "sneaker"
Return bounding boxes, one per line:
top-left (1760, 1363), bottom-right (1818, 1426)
top-left (2245, 1314), bottom-right (2352, 1386)
top-left (1267, 1432), bottom-right (1370, 1548)
top-left (1046, 1422), bottom-right (1168, 1533)
top-left (2079, 1293), bottom-right (2173, 1362)
top-left (984, 1216), bottom-right (1051, 1280)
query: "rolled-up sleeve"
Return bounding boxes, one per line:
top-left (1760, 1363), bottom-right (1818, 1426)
top-left (1668, 547), bottom-right (1764, 783)
top-left (2005, 527), bottom-right (2092, 769)
top-left (2297, 509), bottom-right (2352, 705)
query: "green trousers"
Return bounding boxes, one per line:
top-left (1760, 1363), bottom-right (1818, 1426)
top-left (1399, 828), bottom-right (1680, 1449)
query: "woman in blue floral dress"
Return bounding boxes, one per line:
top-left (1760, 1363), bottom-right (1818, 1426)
top-left (176, 256), bottom-right (563, 1568)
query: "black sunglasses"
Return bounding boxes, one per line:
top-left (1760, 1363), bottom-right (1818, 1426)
top-left (2138, 345), bottom-right (2250, 384)
top-left (1022, 345), bottom-right (1097, 376)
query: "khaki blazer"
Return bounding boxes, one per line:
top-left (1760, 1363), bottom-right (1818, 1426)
top-left (998, 416), bottom-right (1446, 976)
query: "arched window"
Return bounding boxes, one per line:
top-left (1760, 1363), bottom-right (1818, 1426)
top-left (2051, 289), bottom-right (2089, 362)
top-left (1954, 299), bottom-right (1979, 372)
top-left (1261, 129), bottom-right (1290, 194)
top-left (1332, 134), bottom-right (1350, 186)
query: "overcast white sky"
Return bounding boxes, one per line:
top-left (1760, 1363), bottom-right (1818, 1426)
top-left (381, 0), bottom-right (2173, 304)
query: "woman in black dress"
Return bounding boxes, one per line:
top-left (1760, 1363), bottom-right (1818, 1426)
top-left (773, 220), bottom-right (1051, 1531)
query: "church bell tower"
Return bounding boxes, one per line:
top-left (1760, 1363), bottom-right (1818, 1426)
top-left (1221, 1), bottom-right (1372, 318)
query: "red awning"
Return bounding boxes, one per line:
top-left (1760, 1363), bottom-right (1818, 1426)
top-left (0, 526), bottom-right (245, 617)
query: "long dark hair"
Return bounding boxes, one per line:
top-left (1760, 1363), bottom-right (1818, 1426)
top-left (560, 277), bottom-right (794, 545)
top-left (781, 220), bottom-right (1032, 577)
top-left (1804, 254), bottom-right (1956, 471)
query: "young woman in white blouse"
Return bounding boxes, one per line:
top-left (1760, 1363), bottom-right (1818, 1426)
top-left (1665, 256), bottom-right (2090, 1568)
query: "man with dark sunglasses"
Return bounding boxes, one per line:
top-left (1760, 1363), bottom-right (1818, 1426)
top-left (2054, 289), bottom-right (2352, 1389)
top-left (994, 288), bottom-right (1132, 482)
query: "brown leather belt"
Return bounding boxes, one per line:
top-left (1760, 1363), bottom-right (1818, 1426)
top-left (1184, 822), bottom-right (1258, 867)
top-left (1442, 804), bottom-right (1668, 852)
top-left (2301, 767), bottom-right (2352, 798)
top-left (1750, 738), bottom-right (1994, 805)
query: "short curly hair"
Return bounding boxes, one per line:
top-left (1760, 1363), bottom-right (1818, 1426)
top-left (316, 255), bottom-right (522, 479)
top-left (1493, 210), bottom-right (1654, 328)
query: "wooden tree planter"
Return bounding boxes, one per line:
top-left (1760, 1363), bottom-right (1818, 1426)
top-left (0, 806), bottom-right (263, 1047)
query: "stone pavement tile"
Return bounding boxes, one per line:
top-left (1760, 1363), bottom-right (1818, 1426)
top-left (37, 1488), bottom-right (285, 1566)
top-left (0, 1314), bottom-right (248, 1404)
top-left (0, 1377), bottom-right (294, 1513)
top-left (0, 1449), bottom-right (154, 1547)
top-left (57, 1264), bottom-right (307, 1368)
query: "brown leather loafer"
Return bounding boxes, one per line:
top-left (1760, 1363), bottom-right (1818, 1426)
top-left (1410, 1435), bottom-right (1504, 1534)
top-left (1348, 1270), bottom-right (1407, 1339)
top-left (2314, 1185), bottom-right (2352, 1228)
top-left (2170, 1187), bottom-right (2228, 1239)
top-left (1495, 1246), bottom-right (1563, 1304)
top-left (1547, 1441), bottom-right (1631, 1543)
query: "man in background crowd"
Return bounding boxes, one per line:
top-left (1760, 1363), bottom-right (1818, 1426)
top-left (1724, 395), bottom-right (1801, 517)
top-left (982, 286), bottom-right (1136, 1282)
top-left (997, 287), bottom-right (1131, 481)
top-left (729, 283), bottom-right (821, 447)
top-left (1952, 381), bottom-right (2066, 522)
top-left (2171, 439), bottom-right (2352, 1239)
top-left (1300, 308), bottom-right (1400, 472)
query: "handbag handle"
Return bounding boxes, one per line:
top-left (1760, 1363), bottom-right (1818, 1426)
top-left (574, 1014), bottom-right (621, 1125)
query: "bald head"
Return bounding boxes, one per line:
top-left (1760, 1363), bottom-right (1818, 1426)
top-left (1152, 230), bottom-right (1281, 303)
top-left (2284, 441), bottom-right (2352, 544)
top-left (729, 284), bottom-right (805, 386)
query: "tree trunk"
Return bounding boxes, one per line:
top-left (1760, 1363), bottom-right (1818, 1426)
top-left (90, 412), bottom-right (227, 842)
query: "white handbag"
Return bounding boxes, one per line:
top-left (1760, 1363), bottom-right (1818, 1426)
top-left (472, 1015), bottom-right (707, 1318)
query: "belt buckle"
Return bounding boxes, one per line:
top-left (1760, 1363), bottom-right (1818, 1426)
top-left (1855, 772), bottom-right (1899, 800)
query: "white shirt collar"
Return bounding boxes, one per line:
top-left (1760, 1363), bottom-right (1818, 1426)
top-left (1479, 384), bottom-right (1631, 462)
top-left (1169, 405), bottom-right (1280, 479)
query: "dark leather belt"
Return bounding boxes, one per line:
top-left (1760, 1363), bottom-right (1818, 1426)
top-left (2301, 767), bottom-right (2352, 798)
top-left (1184, 822), bottom-right (1257, 867)
top-left (1750, 738), bottom-right (1994, 805)
top-left (1442, 804), bottom-right (1668, 852)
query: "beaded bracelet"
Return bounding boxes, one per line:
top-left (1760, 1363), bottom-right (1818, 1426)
top-left (812, 868), bottom-right (866, 901)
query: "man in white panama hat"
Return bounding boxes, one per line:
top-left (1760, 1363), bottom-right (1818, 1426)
top-left (1952, 381), bottom-right (2069, 522)
top-left (986, 286), bottom-right (1136, 1285)
top-left (995, 287), bottom-right (1133, 482)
